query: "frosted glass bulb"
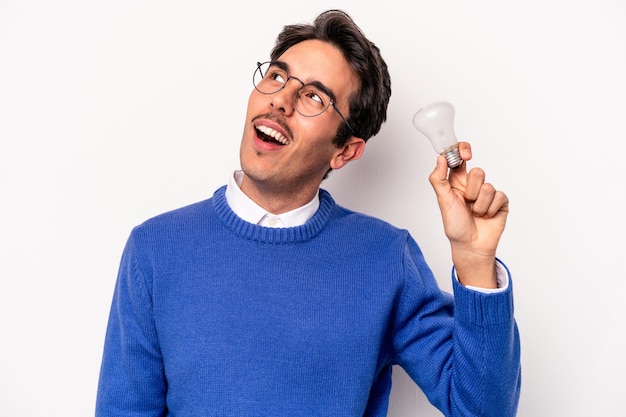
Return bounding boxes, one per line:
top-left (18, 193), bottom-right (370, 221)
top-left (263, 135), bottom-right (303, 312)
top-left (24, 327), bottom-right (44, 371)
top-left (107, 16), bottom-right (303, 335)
top-left (412, 101), bottom-right (462, 168)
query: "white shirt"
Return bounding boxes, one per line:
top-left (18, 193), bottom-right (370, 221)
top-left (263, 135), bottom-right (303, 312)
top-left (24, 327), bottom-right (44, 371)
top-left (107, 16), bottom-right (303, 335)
top-left (225, 170), bottom-right (319, 228)
top-left (224, 170), bottom-right (508, 292)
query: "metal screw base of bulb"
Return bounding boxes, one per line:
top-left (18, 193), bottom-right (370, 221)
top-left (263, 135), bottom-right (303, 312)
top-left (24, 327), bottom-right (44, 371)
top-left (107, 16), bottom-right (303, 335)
top-left (443, 146), bottom-right (463, 169)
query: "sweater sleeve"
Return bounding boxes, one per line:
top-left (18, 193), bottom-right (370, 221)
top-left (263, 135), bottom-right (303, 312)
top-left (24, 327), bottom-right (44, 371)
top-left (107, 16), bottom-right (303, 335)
top-left (96, 232), bottom-right (167, 417)
top-left (392, 235), bottom-right (521, 417)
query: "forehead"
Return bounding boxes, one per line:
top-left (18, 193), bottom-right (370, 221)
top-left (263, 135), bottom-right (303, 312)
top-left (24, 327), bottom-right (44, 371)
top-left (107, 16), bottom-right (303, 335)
top-left (277, 39), bottom-right (359, 101)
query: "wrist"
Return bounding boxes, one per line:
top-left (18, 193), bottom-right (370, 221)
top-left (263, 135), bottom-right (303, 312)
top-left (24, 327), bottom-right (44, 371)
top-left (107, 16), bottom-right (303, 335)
top-left (451, 248), bottom-right (498, 288)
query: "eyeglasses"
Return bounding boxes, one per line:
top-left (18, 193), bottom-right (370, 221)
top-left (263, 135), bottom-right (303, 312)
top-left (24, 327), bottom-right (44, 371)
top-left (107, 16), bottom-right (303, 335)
top-left (253, 61), bottom-right (356, 136)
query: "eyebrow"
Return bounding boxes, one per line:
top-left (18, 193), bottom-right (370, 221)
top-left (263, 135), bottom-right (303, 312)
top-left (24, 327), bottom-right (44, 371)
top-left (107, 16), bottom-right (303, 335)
top-left (269, 60), bottom-right (338, 103)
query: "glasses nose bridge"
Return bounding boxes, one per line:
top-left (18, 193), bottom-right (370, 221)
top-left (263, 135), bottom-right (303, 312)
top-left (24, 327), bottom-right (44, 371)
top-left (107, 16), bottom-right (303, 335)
top-left (271, 76), bottom-right (304, 112)
top-left (283, 75), bottom-right (305, 96)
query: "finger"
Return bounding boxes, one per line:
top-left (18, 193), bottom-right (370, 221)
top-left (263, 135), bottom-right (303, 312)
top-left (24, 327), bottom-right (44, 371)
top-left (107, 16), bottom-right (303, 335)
top-left (472, 187), bottom-right (509, 218)
top-left (470, 182), bottom-right (496, 216)
top-left (463, 167), bottom-right (486, 201)
top-left (485, 190), bottom-right (509, 218)
top-left (457, 142), bottom-right (472, 161)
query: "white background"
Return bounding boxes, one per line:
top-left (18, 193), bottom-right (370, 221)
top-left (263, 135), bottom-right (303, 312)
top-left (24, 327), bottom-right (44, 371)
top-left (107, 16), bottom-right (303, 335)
top-left (1, 1), bottom-right (625, 416)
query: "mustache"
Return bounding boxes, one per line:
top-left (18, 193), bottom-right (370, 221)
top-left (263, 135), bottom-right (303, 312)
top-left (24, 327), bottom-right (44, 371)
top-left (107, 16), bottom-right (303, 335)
top-left (252, 113), bottom-right (294, 139)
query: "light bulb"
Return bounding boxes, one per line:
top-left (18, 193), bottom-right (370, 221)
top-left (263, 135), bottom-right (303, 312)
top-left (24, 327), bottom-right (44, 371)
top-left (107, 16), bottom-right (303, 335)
top-left (412, 101), bottom-right (462, 168)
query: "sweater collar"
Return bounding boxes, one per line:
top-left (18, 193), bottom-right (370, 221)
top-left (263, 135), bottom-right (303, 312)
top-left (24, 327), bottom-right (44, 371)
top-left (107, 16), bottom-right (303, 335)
top-left (213, 185), bottom-right (335, 244)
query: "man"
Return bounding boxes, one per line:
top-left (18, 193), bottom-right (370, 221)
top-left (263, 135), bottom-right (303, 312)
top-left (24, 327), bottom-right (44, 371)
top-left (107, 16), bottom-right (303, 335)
top-left (96, 9), bottom-right (521, 417)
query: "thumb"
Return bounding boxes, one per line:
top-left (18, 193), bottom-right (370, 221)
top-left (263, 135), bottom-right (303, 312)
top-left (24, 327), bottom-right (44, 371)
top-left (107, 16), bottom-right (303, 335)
top-left (428, 155), bottom-right (452, 197)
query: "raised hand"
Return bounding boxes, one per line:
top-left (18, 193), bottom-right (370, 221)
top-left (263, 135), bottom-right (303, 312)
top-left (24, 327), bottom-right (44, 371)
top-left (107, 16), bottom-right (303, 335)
top-left (428, 142), bottom-right (509, 288)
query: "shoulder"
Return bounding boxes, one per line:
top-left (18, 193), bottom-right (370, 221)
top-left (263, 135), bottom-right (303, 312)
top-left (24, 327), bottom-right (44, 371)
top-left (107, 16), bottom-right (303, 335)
top-left (127, 193), bottom-right (220, 248)
top-left (321, 189), bottom-right (409, 245)
top-left (139, 198), bottom-right (213, 228)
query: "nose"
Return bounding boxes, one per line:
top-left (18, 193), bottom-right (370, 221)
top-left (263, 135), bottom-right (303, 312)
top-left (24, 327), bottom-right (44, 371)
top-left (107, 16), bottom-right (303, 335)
top-left (270, 77), bottom-right (302, 116)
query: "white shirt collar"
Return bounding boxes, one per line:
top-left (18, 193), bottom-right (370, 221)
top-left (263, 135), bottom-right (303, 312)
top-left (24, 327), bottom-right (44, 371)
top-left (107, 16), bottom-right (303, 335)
top-left (224, 170), bottom-right (320, 228)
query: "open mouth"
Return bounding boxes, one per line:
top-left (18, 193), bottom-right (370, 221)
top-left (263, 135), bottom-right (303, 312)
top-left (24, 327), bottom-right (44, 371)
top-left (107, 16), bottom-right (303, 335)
top-left (256, 125), bottom-right (290, 146)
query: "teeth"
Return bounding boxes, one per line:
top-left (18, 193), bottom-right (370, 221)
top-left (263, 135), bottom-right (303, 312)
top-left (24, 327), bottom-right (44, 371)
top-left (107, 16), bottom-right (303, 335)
top-left (256, 125), bottom-right (289, 145)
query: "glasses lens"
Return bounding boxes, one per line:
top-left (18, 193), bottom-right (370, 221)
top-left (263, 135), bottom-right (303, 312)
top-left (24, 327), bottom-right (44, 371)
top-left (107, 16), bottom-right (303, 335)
top-left (253, 62), bottom-right (284, 95)
top-left (295, 86), bottom-right (331, 117)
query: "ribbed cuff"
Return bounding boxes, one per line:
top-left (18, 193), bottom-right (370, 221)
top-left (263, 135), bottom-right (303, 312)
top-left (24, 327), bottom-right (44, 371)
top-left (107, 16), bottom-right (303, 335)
top-left (451, 259), bottom-right (515, 326)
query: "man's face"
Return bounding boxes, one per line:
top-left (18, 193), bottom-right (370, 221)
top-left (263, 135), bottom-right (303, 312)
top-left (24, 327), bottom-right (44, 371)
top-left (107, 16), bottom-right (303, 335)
top-left (239, 39), bottom-right (360, 203)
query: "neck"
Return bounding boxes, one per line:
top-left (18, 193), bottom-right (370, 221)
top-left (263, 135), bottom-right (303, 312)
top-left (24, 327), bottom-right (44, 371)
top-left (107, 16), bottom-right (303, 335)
top-left (239, 174), bottom-right (320, 214)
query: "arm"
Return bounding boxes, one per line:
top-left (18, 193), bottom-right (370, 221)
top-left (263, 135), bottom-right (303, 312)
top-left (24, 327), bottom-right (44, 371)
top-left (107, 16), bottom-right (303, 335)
top-left (96, 234), bottom-right (167, 417)
top-left (394, 143), bottom-right (520, 415)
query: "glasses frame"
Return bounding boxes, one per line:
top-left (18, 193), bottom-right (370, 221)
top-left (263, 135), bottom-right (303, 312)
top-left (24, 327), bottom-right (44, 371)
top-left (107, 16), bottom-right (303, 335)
top-left (253, 61), bottom-right (356, 137)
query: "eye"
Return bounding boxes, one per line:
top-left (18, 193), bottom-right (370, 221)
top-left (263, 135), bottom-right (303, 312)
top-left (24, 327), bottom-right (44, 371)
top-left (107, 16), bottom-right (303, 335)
top-left (299, 86), bottom-right (326, 107)
top-left (267, 68), bottom-right (287, 84)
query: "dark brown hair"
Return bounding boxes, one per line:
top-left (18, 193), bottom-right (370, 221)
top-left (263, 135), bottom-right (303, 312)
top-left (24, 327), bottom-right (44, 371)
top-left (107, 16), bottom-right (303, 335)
top-left (270, 9), bottom-right (392, 147)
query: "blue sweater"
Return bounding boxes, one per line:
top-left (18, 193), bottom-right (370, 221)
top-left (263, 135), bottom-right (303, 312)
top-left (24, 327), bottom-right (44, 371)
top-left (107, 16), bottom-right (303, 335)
top-left (96, 186), bottom-right (520, 416)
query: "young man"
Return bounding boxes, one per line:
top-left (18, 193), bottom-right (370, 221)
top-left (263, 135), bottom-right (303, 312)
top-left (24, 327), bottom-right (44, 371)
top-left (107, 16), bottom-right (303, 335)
top-left (96, 9), bottom-right (521, 417)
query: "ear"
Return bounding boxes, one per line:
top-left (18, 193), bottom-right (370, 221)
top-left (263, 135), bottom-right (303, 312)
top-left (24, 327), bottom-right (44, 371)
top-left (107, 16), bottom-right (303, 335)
top-left (330, 137), bottom-right (366, 170)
